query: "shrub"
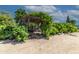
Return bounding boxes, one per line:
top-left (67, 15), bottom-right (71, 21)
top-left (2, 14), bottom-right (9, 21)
top-left (0, 13), bottom-right (16, 26)
top-left (0, 12), bottom-right (29, 42)
top-left (0, 25), bottom-right (7, 39)
top-left (58, 23), bottom-right (68, 33)
top-left (0, 25), bottom-right (15, 40)
top-left (67, 23), bottom-right (78, 32)
top-left (40, 22), bottom-right (52, 39)
top-left (0, 25), bottom-right (29, 42)
top-left (50, 26), bottom-right (59, 35)
top-left (52, 23), bottom-right (78, 34)
top-left (15, 8), bottom-right (26, 24)
top-left (12, 26), bottom-right (29, 42)
top-left (0, 13), bottom-right (16, 40)
top-left (28, 22), bottom-right (38, 32)
top-left (3, 26), bottom-right (14, 39)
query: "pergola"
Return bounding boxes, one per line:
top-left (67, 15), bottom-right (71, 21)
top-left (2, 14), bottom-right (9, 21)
top-left (21, 15), bottom-right (46, 38)
top-left (21, 15), bottom-right (44, 25)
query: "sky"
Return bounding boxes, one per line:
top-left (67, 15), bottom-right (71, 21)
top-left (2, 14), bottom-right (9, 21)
top-left (0, 5), bottom-right (79, 25)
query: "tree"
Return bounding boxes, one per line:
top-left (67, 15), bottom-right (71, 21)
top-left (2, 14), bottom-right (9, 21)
top-left (66, 16), bottom-right (70, 23)
top-left (15, 8), bottom-right (26, 24)
top-left (66, 16), bottom-right (76, 25)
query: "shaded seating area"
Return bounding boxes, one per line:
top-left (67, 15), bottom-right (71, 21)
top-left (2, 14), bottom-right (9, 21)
top-left (21, 15), bottom-right (45, 39)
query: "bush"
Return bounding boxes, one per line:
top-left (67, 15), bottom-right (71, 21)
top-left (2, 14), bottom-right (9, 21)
top-left (50, 26), bottom-right (59, 35)
top-left (2, 26), bottom-right (14, 39)
top-left (28, 22), bottom-right (38, 32)
top-left (67, 23), bottom-right (78, 32)
top-left (40, 22), bottom-right (52, 39)
top-left (57, 23), bottom-right (68, 33)
top-left (0, 25), bottom-right (15, 40)
top-left (0, 25), bottom-right (29, 42)
top-left (12, 26), bottom-right (29, 42)
top-left (51, 23), bottom-right (78, 34)
top-left (0, 13), bottom-right (16, 40)
top-left (0, 13), bottom-right (29, 42)
top-left (0, 25), bottom-right (7, 39)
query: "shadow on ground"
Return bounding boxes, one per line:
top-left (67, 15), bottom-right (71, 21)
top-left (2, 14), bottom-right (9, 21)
top-left (0, 39), bottom-right (24, 45)
top-left (0, 33), bottom-right (46, 45)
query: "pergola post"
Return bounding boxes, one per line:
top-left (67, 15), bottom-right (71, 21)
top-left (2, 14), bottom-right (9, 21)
top-left (28, 17), bottom-right (30, 31)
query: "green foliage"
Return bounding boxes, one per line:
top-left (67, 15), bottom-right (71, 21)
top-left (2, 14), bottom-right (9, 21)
top-left (51, 23), bottom-right (78, 34)
top-left (0, 12), bottom-right (29, 42)
top-left (15, 8), bottom-right (26, 23)
top-left (30, 12), bottom-right (53, 39)
top-left (0, 13), bottom-right (16, 40)
top-left (0, 13), bottom-right (16, 26)
top-left (40, 22), bottom-right (52, 39)
top-left (52, 23), bottom-right (68, 33)
top-left (29, 12), bottom-right (78, 39)
top-left (30, 12), bottom-right (52, 22)
top-left (67, 23), bottom-right (78, 32)
top-left (0, 9), bottom-right (78, 41)
top-left (12, 26), bottom-right (29, 42)
top-left (0, 25), bottom-right (9, 39)
top-left (50, 26), bottom-right (59, 35)
top-left (28, 22), bottom-right (38, 32)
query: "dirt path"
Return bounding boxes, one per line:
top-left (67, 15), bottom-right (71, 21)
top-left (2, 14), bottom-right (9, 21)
top-left (0, 32), bottom-right (79, 54)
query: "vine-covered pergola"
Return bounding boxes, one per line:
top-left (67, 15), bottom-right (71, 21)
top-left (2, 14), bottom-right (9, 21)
top-left (21, 14), bottom-right (52, 39)
top-left (21, 15), bottom-right (45, 25)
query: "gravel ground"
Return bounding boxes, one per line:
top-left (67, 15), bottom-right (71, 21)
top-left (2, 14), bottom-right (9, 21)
top-left (0, 32), bottom-right (79, 54)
